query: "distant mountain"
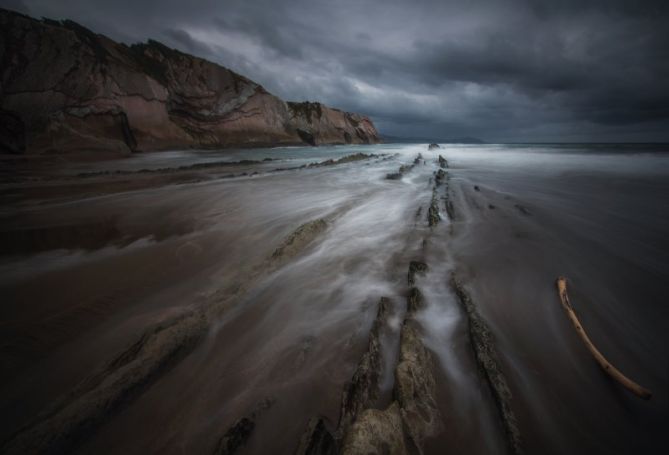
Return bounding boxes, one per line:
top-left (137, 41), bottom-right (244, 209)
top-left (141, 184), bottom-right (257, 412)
top-left (381, 134), bottom-right (485, 144)
top-left (0, 9), bottom-right (380, 155)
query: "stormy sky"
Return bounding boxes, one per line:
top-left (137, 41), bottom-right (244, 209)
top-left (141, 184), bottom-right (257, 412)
top-left (3, 0), bottom-right (668, 142)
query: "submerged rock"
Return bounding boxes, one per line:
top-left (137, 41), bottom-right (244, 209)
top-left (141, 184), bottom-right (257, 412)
top-left (272, 219), bottom-right (328, 261)
top-left (386, 155), bottom-right (422, 180)
top-left (408, 261), bottom-right (428, 286)
top-left (307, 153), bottom-right (378, 168)
top-left (435, 169), bottom-right (447, 187)
top-left (427, 143), bottom-right (440, 150)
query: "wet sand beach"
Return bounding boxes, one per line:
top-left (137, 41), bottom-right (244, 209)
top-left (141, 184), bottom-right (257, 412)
top-left (0, 144), bottom-right (667, 454)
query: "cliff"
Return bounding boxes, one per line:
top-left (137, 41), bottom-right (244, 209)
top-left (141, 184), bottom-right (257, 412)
top-left (0, 9), bottom-right (380, 155)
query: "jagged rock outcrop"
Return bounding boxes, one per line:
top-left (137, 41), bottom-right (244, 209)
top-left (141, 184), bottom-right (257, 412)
top-left (392, 288), bottom-right (441, 451)
top-left (337, 297), bottom-right (391, 435)
top-left (288, 102), bottom-right (378, 146)
top-left (341, 278), bottom-right (442, 455)
top-left (296, 417), bottom-right (339, 455)
top-left (0, 9), bottom-right (380, 155)
top-left (297, 280), bottom-right (443, 455)
top-left (296, 297), bottom-right (392, 455)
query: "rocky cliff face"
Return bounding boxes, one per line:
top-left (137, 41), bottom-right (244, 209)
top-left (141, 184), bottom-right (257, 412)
top-left (0, 9), bottom-right (380, 155)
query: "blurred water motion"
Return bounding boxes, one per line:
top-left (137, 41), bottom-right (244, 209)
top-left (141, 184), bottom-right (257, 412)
top-left (0, 143), bottom-right (666, 454)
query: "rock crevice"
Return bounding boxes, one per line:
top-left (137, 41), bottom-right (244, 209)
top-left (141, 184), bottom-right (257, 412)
top-left (298, 262), bottom-right (442, 455)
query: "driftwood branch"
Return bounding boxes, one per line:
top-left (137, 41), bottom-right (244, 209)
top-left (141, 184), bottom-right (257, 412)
top-left (555, 276), bottom-right (652, 400)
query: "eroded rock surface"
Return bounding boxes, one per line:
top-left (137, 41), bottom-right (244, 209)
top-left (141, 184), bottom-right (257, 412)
top-left (450, 275), bottom-right (523, 454)
top-left (435, 169), bottom-right (447, 187)
top-left (341, 269), bottom-right (441, 455)
top-left (0, 9), bottom-right (380, 155)
top-left (1, 310), bottom-right (207, 454)
top-left (2, 217), bottom-right (331, 455)
top-left (393, 288), bottom-right (441, 452)
top-left (213, 398), bottom-right (275, 455)
top-left (271, 219), bottom-right (328, 262)
top-left (386, 154), bottom-right (422, 180)
top-left (408, 262), bottom-right (428, 286)
top-left (297, 296), bottom-right (392, 454)
top-left (214, 418), bottom-right (254, 455)
top-left (340, 403), bottom-right (408, 455)
top-left (427, 189), bottom-right (441, 227)
top-left (338, 297), bottom-right (391, 434)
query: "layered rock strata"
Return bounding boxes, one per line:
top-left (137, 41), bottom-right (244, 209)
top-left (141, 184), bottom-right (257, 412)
top-left (0, 9), bottom-right (380, 155)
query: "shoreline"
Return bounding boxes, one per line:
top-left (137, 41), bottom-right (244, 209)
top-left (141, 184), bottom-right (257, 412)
top-left (0, 143), bottom-right (666, 454)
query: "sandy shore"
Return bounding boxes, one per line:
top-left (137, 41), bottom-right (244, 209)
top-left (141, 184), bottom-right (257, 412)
top-left (0, 144), bottom-right (666, 454)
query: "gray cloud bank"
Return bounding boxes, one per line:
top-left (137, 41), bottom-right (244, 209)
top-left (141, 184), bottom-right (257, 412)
top-left (3, 0), bottom-right (668, 141)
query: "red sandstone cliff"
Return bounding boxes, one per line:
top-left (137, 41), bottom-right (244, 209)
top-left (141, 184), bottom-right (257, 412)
top-left (0, 9), bottom-right (380, 155)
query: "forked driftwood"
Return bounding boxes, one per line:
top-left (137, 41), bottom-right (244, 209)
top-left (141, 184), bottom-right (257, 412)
top-left (555, 276), bottom-right (652, 400)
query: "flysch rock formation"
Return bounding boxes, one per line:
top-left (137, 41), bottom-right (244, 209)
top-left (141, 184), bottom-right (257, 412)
top-left (296, 265), bottom-right (442, 455)
top-left (0, 9), bottom-right (380, 155)
top-left (0, 217), bottom-right (332, 455)
top-left (340, 286), bottom-right (442, 455)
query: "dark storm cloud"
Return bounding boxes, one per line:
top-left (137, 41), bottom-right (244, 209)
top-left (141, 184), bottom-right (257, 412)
top-left (1, 0), bottom-right (28, 13)
top-left (3, 0), bottom-right (668, 141)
